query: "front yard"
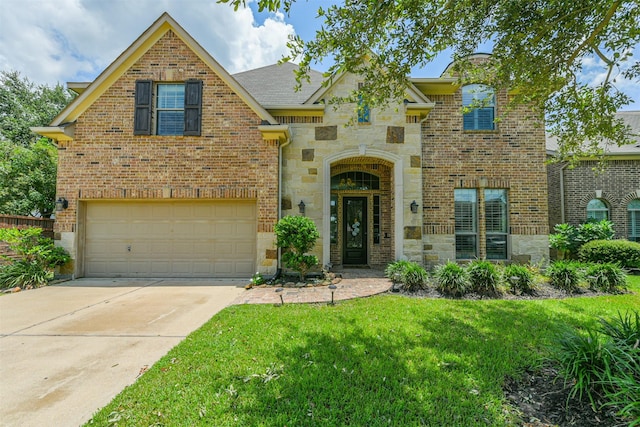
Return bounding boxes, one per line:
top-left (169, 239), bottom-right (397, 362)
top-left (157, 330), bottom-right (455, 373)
top-left (87, 277), bottom-right (640, 426)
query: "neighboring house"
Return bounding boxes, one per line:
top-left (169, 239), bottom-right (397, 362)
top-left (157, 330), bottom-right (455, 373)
top-left (547, 111), bottom-right (640, 242)
top-left (34, 13), bottom-right (549, 278)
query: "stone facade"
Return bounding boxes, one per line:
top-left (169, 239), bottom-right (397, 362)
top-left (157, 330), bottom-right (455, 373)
top-left (547, 159), bottom-right (640, 240)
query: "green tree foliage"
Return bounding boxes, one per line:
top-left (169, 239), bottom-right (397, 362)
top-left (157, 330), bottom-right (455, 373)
top-left (0, 70), bottom-right (74, 147)
top-left (0, 70), bottom-right (74, 217)
top-left (221, 0), bottom-right (640, 160)
top-left (274, 215), bottom-right (320, 280)
top-left (0, 138), bottom-right (58, 216)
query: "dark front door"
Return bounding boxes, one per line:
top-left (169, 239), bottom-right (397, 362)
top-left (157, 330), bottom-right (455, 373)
top-left (343, 197), bottom-right (367, 265)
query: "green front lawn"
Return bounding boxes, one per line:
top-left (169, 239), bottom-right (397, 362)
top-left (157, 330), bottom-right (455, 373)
top-left (88, 277), bottom-right (640, 426)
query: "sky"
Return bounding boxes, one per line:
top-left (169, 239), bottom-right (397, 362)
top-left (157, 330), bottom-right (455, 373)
top-left (0, 0), bottom-right (638, 110)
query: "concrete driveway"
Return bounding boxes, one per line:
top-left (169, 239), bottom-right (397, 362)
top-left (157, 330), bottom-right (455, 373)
top-left (0, 278), bottom-right (245, 427)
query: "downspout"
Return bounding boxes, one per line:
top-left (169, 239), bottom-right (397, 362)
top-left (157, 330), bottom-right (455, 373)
top-left (271, 134), bottom-right (291, 281)
top-left (559, 162), bottom-right (568, 223)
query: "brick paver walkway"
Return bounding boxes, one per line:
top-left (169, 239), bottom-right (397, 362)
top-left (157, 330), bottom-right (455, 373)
top-left (232, 268), bottom-right (392, 305)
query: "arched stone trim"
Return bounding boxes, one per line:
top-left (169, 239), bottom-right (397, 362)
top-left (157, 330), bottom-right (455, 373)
top-left (621, 189), bottom-right (640, 206)
top-left (323, 149), bottom-right (404, 265)
top-left (578, 191), bottom-right (617, 209)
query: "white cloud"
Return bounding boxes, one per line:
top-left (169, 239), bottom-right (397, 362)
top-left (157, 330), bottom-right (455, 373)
top-left (0, 0), bottom-right (295, 85)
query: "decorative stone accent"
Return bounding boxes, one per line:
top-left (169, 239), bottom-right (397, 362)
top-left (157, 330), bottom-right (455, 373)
top-left (281, 197), bottom-right (292, 210)
top-left (315, 125), bottom-right (337, 140)
top-left (404, 226), bottom-right (422, 239)
top-left (386, 126), bottom-right (405, 144)
top-left (308, 168), bottom-right (317, 175)
top-left (410, 155), bottom-right (421, 168)
top-left (302, 149), bottom-right (314, 161)
top-left (265, 249), bottom-right (277, 260)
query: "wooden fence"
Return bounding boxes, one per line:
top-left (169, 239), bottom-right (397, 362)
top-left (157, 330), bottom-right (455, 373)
top-left (0, 215), bottom-right (55, 261)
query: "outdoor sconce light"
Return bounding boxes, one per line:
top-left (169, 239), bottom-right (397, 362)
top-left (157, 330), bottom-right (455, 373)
top-left (275, 287), bottom-right (284, 305)
top-left (329, 284), bottom-right (337, 305)
top-left (410, 200), bottom-right (418, 214)
top-left (55, 197), bottom-right (69, 212)
top-left (298, 200), bottom-right (306, 215)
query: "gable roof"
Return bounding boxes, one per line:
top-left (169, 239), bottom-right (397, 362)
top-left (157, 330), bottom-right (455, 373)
top-left (546, 111), bottom-right (640, 157)
top-left (233, 62), bottom-right (324, 106)
top-left (49, 12), bottom-right (278, 127)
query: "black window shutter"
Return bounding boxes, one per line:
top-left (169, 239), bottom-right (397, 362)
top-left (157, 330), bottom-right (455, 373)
top-left (134, 80), bottom-right (153, 135)
top-left (184, 79), bottom-right (202, 136)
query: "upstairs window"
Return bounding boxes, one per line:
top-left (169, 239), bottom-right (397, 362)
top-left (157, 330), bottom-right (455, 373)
top-left (357, 83), bottom-right (370, 123)
top-left (586, 199), bottom-right (609, 221)
top-left (134, 79), bottom-right (202, 136)
top-left (462, 84), bottom-right (495, 130)
top-left (628, 199), bottom-right (640, 242)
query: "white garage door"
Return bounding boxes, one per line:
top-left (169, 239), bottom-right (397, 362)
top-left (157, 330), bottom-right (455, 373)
top-left (84, 201), bottom-right (256, 278)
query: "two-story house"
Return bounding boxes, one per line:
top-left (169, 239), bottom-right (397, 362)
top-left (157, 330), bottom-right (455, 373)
top-left (35, 13), bottom-right (549, 278)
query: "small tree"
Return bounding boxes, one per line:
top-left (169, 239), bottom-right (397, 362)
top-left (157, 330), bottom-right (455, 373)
top-left (274, 215), bottom-right (320, 280)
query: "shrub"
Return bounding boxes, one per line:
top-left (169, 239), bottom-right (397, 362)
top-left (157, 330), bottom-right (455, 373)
top-left (0, 227), bottom-right (69, 289)
top-left (384, 260), bottom-right (413, 284)
top-left (553, 310), bottom-right (640, 421)
top-left (467, 259), bottom-right (501, 296)
top-left (503, 263), bottom-right (536, 295)
top-left (554, 327), bottom-right (610, 407)
top-left (579, 239), bottom-right (640, 269)
top-left (584, 263), bottom-right (627, 293)
top-left (274, 216), bottom-right (320, 280)
top-left (546, 260), bottom-right (583, 293)
top-left (550, 219), bottom-right (615, 259)
top-left (433, 261), bottom-right (469, 297)
top-left (400, 262), bottom-right (428, 292)
top-left (0, 260), bottom-right (54, 289)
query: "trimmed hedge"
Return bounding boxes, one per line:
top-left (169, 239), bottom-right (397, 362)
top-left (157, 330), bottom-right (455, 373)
top-left (578, 239), bottom-right (640, 269)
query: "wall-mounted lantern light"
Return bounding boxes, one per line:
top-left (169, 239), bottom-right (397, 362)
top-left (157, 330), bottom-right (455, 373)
top-left (298, 200), bottom-right (306, 215)
top-left (410, 200), bottom-right (418, 214)
top-left (55, 197), bottom-right (69, 212)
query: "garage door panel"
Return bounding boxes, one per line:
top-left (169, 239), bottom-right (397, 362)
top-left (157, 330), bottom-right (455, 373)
top-left (84, 201), bottom-right (256, 278)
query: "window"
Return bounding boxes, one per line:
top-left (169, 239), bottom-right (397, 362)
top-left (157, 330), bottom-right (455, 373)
top-left (628, 199), bottom-right (640, 242)
top-left (373, 195), bottom-right (380, 244)
top-left (357, 83), bottom-right (370, 123)
top-left (586, 199), bottom-right (609, 221)
top-left (331, 172), bottom-right (380, 190)
top-left (330, 195), bottom-right (338, 244)
top-left (485, 189), bottom-right (508, 259)
top-left (455, 189), bottom-right (478, 259)
top-left (134, 79), bottom-right (202, 136)
top-left (462, 84), bottom-right (495, 130)
top-left (157, 84), bottom-right (184, 135)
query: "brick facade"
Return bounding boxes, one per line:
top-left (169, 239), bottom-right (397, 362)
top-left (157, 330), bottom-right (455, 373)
top-left (547, 159), bottom-right (640, 239)
top-left (54, 30), bottom-right (279, 276)
top-left (41, 15), bottom-right (552, 277)
top-left (421, 91), bottom-right (549, 266)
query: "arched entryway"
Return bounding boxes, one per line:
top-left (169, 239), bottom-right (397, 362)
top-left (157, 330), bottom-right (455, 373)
top-left (323, 149), bottom-right (404, 267)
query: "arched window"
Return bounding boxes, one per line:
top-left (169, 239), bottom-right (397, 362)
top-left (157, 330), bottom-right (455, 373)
top-left (586, 199), bottom-right (609, 221)
top-left (628, 199), bottom-right (640, 242)
top-left (462, 84), bottom-right (495, 130)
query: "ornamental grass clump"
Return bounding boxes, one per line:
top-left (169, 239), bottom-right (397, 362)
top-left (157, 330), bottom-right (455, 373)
top-left (400, 262), bottom-right (429, 292)
top-left (433, 261), bottom-right (469, 297)
top-left (467, 259), bottom-right (501, 297)
top-left (585, 263), bottom-right (627, 294)
top-left (547, 260), bottom-right (583, 293)
top-left (384, 260), bottom-right (413, 285)
top-left (553, 310), bottom-right (640, 422)
top-left (503, 263), bottom-right (536, 295)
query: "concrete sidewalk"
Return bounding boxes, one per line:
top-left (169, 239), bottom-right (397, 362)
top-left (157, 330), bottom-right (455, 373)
top-left (0, 279), bottom-right (244, 427)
